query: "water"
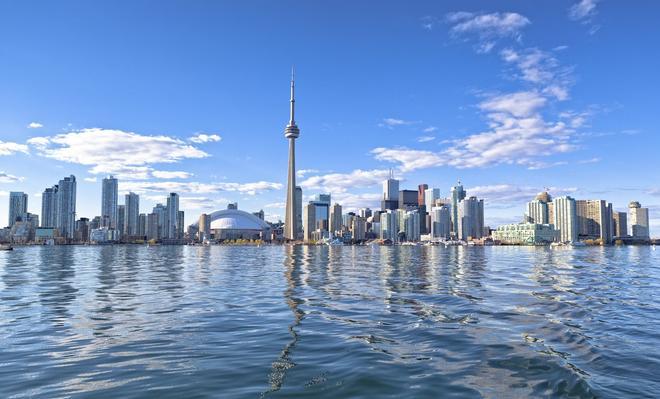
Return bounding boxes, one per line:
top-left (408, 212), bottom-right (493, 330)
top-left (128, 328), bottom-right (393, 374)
top-left (1, 245), bottom-right (658, 398)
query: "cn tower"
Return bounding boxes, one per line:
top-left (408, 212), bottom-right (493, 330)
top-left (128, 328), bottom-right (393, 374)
top-left (284, 68), bottom-right (300, 241)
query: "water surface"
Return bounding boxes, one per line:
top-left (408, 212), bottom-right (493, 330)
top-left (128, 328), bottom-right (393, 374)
top-left (1, 245), bottom-right (658, 398)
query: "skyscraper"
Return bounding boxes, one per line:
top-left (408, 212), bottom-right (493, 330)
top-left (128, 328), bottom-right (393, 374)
top-left (450, 181), bottom-right (466, 235)
top-left (303, 203), bottom-right (315, 242)
top-left (8, 192), bottom-right (28, 227)
top-left (381, 171), bottom-right (399, 211)
top-left (102, 175), bottom-right (118, 228)
top-left (166, 193), bottom-right (180, 239)
top-left (55, 175), bottom-right (77, 239)
top-left (329, 203), bottom-right (343, 236)
top-left (124, 192), bottom-right (140, 236)
top-left (417, 184), bottom-right (428, 206)
top-left (284, 69), bottom-right (301, 241)
top-left (457, 196), bottom-right (484, 241)
top-left (576, 199), bottom-right (613, 244)
top-left (431, 205), bottom-right (452, 239)
top-left (424, 188), bottom-right (441, 209)
top-left (613, 211), bottom-right (627, 238)
top-left (553, 196), bottom-right (578, 243)
top-left (629, 201), bottom-right (650, 239)
top-left (117, 205), bottom-right (125, 236)
top-left (41, 186), bottom-right (58, 228)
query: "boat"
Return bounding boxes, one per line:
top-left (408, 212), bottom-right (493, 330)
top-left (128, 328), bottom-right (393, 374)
top-left (0, 244), bottom-right (13, 251)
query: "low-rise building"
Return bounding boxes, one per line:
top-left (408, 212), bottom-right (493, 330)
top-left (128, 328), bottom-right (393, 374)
top-left (493, 223), bottom-right (559, 245)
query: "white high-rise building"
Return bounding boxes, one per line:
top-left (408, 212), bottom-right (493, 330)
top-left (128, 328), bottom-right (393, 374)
top-left (380, 210), bottom-right (400, 242)
top-left (629, 201), bottom-right (650, 239)
top-left (41, 186), bottom-right (58, 228)
top-left (457, 196), bottom-right (484, 241)
top-left (526, 198), bottom-right (550, 224)
top-left (450, 181), bottom-right (466, 235)
top-left (55, 175), bottom-right (77, 239)
top-left (424, 188), bottom-right (441, 209)
top-left (166, 193), bottom-right (180, 239)
top-left (431, 205), bottom-right (451, 239)
top-left (102, 176), bottom-right (118, 228)
top-left (329, 203), bottom-right (343, 236)
top-left (403, 210), bottom-right (420, 242)
top-left (8, 192), bottom-right (28, 227)
top-left (124, 192), bottom-right (140, 236)
top-left (553, 196), bottom-right (578, 243)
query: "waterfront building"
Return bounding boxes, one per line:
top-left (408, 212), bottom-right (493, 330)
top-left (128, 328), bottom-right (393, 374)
top-left (613, 212), bottom-right (628, 237)
top-left (189, 206), bottom-right (271, 241)
top-left (74, 218), bottom-right (89, 243)
top-left (351, 216), bottom-right (367, 241)
top-left (41, 186), bottom-right (58, 227)
top-left (152, 203), bottom-right (167, 239)
top-left (430, 205), bottom-right (451, 239)
top-left (457, 196), bottom-right (484, 241)
top-left (138, 213), bottom-right (147, 237)
top-left (284, 69), bottom-right (301, 241)
top-left (417, 184), bottom-right (428, 206)
top-left (35, 227), bottom-right (58, 245)
top-left (198, 213), bottom-right (210, 241)
top-left (358, 208), bottom-right (372, 219)
top-left (526, 192), bottom-right (552, 224)
top-left (450, 181), bottom-right (466, 235)
top-left (177, 210), bottom-right (185, 239)
top-left (8, 192), bottom-right (28, 227)
top-left (380, 209), bottom-right (399, 242)
top-left (117, 205), bottom-right (125, 237)
top-left (303, 203), bottom-right (316, 242)
top-left (101, 175), bottom-right (118, 228)
top-left (493, 223), bottom-right (559, 245)
top-left (576, 199), bottom-right (613, 244)
top-left (381, 172), bottom-right (399, 211)
top-left (402, 210), bottom-right (421, 242)
top-left (553, 196), bottom-right (578, 243)
top-left (147, 213), bottom-right (159, 241)
top-left (166, 193), bottom-right (180, 239)
top-left (629, 201), bottom-right (650, 239)
top-left (329, 203), bottom-right (343, 236)
top-left (124, 192), bottom-right (140, 236)
top-left (89, 216), bottom-right (101, 231)
top-left (252, 210), bottom-right (265, 220)
top-left (55, 175), bottom-right (77, 240)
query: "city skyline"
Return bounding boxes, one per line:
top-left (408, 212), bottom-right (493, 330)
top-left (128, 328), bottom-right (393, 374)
top-left (1, 2), bottom-right (659, 231)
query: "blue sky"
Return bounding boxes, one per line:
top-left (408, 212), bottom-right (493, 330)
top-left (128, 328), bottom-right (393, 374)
top-left (0, 1), bottom-right (659, 233)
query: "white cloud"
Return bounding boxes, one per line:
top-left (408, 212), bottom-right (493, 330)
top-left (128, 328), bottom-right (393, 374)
top-left (372, 147), bottom-right (445, 172)
top-left (423, 126), bottom-right (438, 133)
top-left (83, 177), bottom-right (97, 183)
top-left (264, 202), bottom-right (286, 209)
top-left (27, 122), bottom-right (43, 129)
top-left (569, 0), bottom-right (598, 21)
top-left (500, 48), bottom-right (572, 100)
top-left (0, 172), bottom-right (23, 183)
top-left (578, 157), bottom-right (601, 164)
top-left (178, 196), bottom-right (229, 211)
top-left (28, 128), bottom-right (207, 179)
top-left (479, 90), bottom-right (547, 117)
top-left (119, 180), bottom-right (282, 197)
top-left (152, 170), bottom-right (193, 179)
top-left (189, 133), bottom-right (222, 143)
top-left (296, 169), bottom-right (319, 178)
top-left (379, 118), bottom-right (418, 128)
top-left (299, 169), bottom-right (392, 194)
top-left (0, 141), bottom-right (29, 156)
top-left (447, 11), bottom-right (530, 52)
top-left (417, 136), bottom-right (435, 143)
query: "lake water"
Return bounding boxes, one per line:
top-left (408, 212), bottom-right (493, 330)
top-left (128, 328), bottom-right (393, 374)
top-left (1, 245), bottom-right (658, 398)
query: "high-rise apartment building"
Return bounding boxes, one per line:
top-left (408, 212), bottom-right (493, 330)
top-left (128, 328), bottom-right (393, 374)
top-left (450, 181), bottom-right (466, 235)
top-left (430, 205), bottom-right (452, 239)
top-left (124, 192), bottom-right (140, 236)
top-left (576, 199), bottom-right (613, 244)
top-left (117, 205), bottom-right (125, 236)
top-left (629, 201), bottom-right (650, 239)
top-left (303, 203), bottom-right (316, 242)
top-left (55, 175), bottom-right (77, 239)
top-left (329, 203), bottom-right (343, 236)
top-left (41, 186), bottom-right (58, 228)
top-left (553, 196), bottom-right (578, 243)
top-left (8, 192), bottom-right (28, 227)
top-left (613, 211), bottom-right (628, 238)
top-left (424, 188), bottom-right (441, 209)
top-left (101, 175), bottom-right (118, 228)
top-left (457, 196), bottom-right (484, 241)
top-left (166, 193), bottom-right (180, 239)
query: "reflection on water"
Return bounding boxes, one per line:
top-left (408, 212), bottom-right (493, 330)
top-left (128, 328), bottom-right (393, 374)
top-left (0, 245), bottom-right (659, 398)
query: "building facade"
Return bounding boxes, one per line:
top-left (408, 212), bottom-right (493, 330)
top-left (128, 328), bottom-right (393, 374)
top-left (629, 201), bottom-right (650, 239)
top-left (553, 196), bottom-right (578, 243)
top-left (8, 192), bottom-right (28, 227)
top-left (101, 175), bottom-right (118, 228)
top-left (493, 223), bottom-right (559, 245)
top-left (457, 196), bottom-right (484, 241)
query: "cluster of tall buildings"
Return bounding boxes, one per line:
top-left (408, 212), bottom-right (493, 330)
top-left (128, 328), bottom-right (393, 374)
top-left (493, 192), bottom-right (652, 245)
top-left (1, 174), bottom-right (185, 245)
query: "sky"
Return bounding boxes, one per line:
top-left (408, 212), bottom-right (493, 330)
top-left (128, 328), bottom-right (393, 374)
top-left (0, 1), bottom-right (659, 234)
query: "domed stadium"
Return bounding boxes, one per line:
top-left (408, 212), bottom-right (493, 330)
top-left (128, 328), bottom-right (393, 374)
top-left (194, 208), bottom-right (271, 240)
